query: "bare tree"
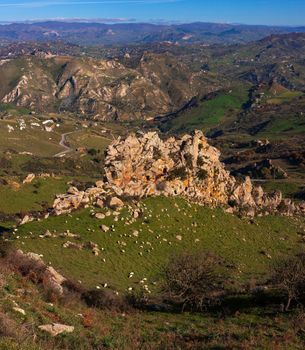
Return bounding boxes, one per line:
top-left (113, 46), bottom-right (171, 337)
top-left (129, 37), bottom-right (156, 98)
top-left (162, 252), bottom-right (230, 311)
top-left (271, 254), bottom-right (305, 311)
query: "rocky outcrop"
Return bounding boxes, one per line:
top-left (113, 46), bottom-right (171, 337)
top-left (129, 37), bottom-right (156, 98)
top-left (13, 250), bottom-right (66, 296)
top-left (53, 185), bottom-right (105, 215)
top-left (103, 130), bottom-right (304, 216)
top-left (104, 130), bottom-right (235, 206)
top-left (52, 130), bottom-right (304, 217)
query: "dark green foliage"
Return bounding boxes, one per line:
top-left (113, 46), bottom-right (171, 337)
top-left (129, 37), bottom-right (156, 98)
top-left (167, 166), bottom-right (188, 181)
top-left (184, 153), bottom-right (193, 169)
top-left (87, 148), bottom-right (98, 156)
top-left (197, 156), bottom-right (205, 167)
top-left (197, 168), bottom-right (208, 180)
top-left (82, 289), bottom-right (129, 312)
top-left (0, 240), bottom-right (13, 258)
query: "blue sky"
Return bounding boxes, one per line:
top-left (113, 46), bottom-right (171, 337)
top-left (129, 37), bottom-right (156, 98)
top-left (0, 0), bottom-right (304, 25)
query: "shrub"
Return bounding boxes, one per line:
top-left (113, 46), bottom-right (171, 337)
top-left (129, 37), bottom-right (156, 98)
top-left (88, 148), bottom-right (98, 156)
top-left (197, 168), bottom-right (208, 180)
top-left (82, 289), bottom-right (130, 312)
top-left (167, 166), bottom-right (188, 181)
top-left (162, 252), bottom-right (230, 311)
top-left (294, 188), bottom-right (305, 201)
top-left (184, 154), bottom-right (193, 169)
top-left (125, 289), bottom-right (149, 309)
top-left (0, 312), bottom-right (27, 340)
top-left (0, 240), bottom-right (13, 258)
top-left (271, 253), bottom-right (305, 311)
top-left (197, 156), bottom-right (205, 167)
top-left (62, 278), bottom-right (86, 295)
top-left (7, 250), bottom-right (46, 282)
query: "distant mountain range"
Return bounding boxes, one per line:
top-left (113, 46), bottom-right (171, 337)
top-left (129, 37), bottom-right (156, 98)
top-left (1, 32), bottom-right (305, 123)
top-left (0, 21), bottom-right (305, 45)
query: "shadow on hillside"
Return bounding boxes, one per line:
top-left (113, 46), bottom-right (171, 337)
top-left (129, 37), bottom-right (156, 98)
top-left (0, 226), bottom-right (9, 235)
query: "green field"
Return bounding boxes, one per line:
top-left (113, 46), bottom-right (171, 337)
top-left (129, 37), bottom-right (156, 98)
top-left (7, 196), bottom-right (305, 292)
top-left (261, 180), bottom-right (304, 198)
top-left (267, 91), bottom-right (304, 105)
top-left (258, 114), bottom-right (305, 138)
top-left (0, 177), bottom-right (70, 215)
top-left (67, 130), bottom-right (111, 152)
top-left (164, 87), bottom-right (249, 133)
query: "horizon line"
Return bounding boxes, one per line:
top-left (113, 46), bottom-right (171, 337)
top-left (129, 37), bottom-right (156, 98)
top-left (0, 18), bottom-right (305, 27)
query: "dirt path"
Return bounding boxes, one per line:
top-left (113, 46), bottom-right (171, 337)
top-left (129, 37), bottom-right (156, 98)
top-left (54, 131), bottom-right (78, 158)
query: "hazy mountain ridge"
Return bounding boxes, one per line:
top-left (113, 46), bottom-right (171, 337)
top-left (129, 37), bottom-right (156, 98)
top-left (0, 21), bottom-right (305, 45)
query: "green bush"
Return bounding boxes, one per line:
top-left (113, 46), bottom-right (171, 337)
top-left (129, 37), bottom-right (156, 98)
top-left (167, 166), bottom-right (188, 181)
top-left (197, 168), bottom-right (208, 180)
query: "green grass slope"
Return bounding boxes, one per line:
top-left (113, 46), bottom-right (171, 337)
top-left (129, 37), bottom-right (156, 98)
top-left (0, 177), bottom-right (70, 215)
top-left (8, 197), bottom-right (305, 292)
top-left (163, 87), bottom-right (249, 134)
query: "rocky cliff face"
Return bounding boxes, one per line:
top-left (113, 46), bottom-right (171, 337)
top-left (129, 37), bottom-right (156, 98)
top-left (53, 130), bottom-right (305, 217)
top-left (104, 130), bottom-right (304, 216)
top-left (0, 53), bottom-right (205, 121)
top-left (104, 130), bottom-right (235, 206)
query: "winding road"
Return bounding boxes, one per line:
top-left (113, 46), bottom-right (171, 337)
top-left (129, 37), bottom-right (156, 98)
top-left (54, 131), bottom-right (77, 158)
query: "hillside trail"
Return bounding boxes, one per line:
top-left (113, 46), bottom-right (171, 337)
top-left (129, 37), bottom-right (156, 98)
top-left (54, 131), bottom-right (78, 158)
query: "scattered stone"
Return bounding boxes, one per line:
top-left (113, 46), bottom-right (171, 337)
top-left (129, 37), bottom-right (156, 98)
top-left (20, 215), bottom-right (34, 225)
top-left (101, 225), bottom-right (110, 232)
top-left (60, 231), bottom-right (80, 239)
top-left (23, 173), bottom-right (35, 184)
top-left (63, 241), bottom-right (82, 250)
top-left (108, 196), bottom-right (124, 210)
top-left (43, 266), bottom-right (66, 296)
top-left (132, 230), bottom-right (139, 237)
top-left (95, 213), bottom-right (106, 220)
top-left (38, 324), bottom-right (74, 337)
top-left (13, 307), bottom-right (26, 316)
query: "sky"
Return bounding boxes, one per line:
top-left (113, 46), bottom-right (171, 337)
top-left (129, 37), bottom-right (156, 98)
top-left (0, 0), bottom-right (304, 26)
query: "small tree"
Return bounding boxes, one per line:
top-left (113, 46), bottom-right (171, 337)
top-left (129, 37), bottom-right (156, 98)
top-left (162, 252), bottom-right (230, 311)
top-left (271, 254), bottom-right (305, 311)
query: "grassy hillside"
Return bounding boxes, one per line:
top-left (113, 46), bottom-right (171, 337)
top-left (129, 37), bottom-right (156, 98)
top-left (162, 87), bottom-right (249, 133)
top-left (7, 196), bottom-right (305, 292)
top-left (1, 196), bottom-right (305, 349)
top-left (0, 177), bottom-right (71, 215)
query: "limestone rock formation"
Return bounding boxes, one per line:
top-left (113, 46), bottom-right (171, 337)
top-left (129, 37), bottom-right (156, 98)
top-left (53, 185), bottom-right (104, 215)
top-left (52, 130), bottom-right (304, 217)
top-left (104, 130), bottom-right (304, 216)
top-left (104, 130), bottom-right (235, 206)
